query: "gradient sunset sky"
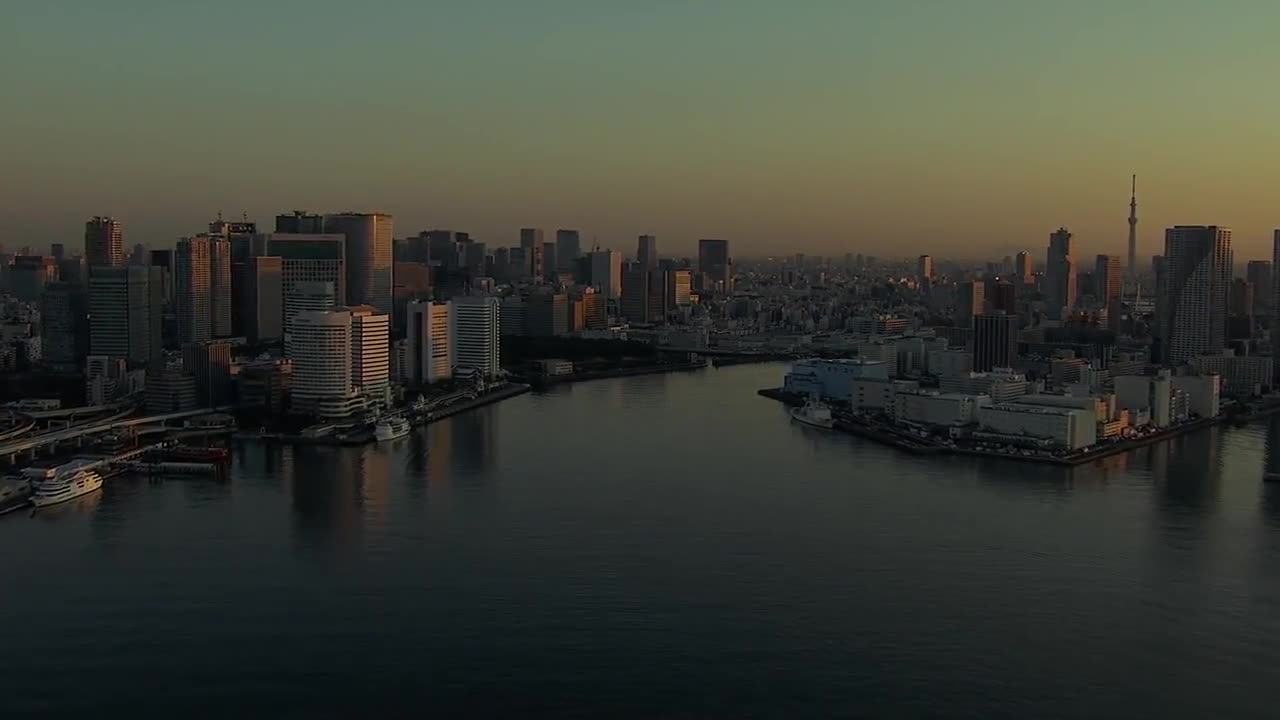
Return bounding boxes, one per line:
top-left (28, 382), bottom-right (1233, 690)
top-left (4, 1), bottom-right (1279, 260)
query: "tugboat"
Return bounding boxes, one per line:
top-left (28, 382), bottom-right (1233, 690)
top-left (790, 397), bottom-right (835, 430)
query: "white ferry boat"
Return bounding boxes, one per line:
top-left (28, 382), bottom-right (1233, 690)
top-left (31, 469), bottom-right (103, 508)
top-left (374, 416), bottom-right (411, 442)
top-left (790, 398), bottom-right (835, 430)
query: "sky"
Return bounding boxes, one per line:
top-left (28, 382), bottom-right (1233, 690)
top-left (4, 0), bottom-right (1280, 261)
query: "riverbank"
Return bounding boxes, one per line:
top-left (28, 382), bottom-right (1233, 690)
top-left (758, 387), bottom-right (1224, 466)
top-left (528, 360), bottom-right (708, 387)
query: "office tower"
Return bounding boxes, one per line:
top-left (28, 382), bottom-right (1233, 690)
top-left (88, 265), bottom-right (158, 367)
top-left (347, 305), bottom-right (390, 399)
top-left (955, 280), bottom-right (985, 326)
top-left (323, 212), bottom-right (393, 312)
top-left (500, 296), bottom-right (525, 336)
top-left (622, 265), bottom-right (650, 323)
top-left (9, 255), bottom-right (56, 302)
top-left (1015, 251), bottom-right (1033, 284)
top-left (1044, 228), bottom-right (1077, 319)
top-left (525, 293), bottom-right (568, 336)
top-left (973, 313), bottom-right (1018, 372)
top-left (129, 243), bottom-right (147, 266)
top-left (541, 242), bottom-right (558, 281)
top-left (149, 249), bottom-right (174, 305)
top-left (520, 228), bottom-right (545, 280)
top-left (452, 296), bottom-right (501, 377)
top-left (578, 288), bottom-right (607, 330)
top-left (637, 235), bottom-right (658, 269)
top-left (210, 236), bottom-right (232, 337)
top-left (1247, 260), bottom-right (1272, 316)
top-left (58, 256), bottom-right (87, 287)
top-left (290, 309), bottom-right (360, 418)
top-left (1094, 254), bottom-right (1122, 304)
top-left (269, 233), bottom-right (346, 330)
top-left (175, 236), bottom-right (212, 344)
top-left (1127, 175), bottom-right (1138, 281)
top-left (182, 340), bottom-right (232, 406)
top-left (989, 281), bottom-right (1016, 314)
top-left (917, 255), bottom-right (933, 282)
top-left (243, 256), bottom-right (283, 344)
top-left (85, 216), bottom-right (124, 268)
top-left (1158, 225), bottom-right (1231, 365)
top-left (41, 281), bottom-right (89, 371)
top-left (589, 249), bottom-right (622, 299)
top-left (284, 281), bottom-right (337, 356)
top-left (556, 229), bottom-right (581, 269)
top-left (213, 219), bottom-right (261, 337)
top-left (275, 211), bottom-right (324, 234)
top-left (1229, 278), bottom-right (1253, 319)
top-left (668, 269), bottom-right (692, 308)
top-left (145, 365), bottom-right (199, 414)
top-left (51, 243), bottom-right (65, 260)
top-left (236, 358), bottom-right (292, 415)
top-left (698, 238), bottom-right (731, 293)
top-left (465, 241), bottom-right (487, 276)
top-left (406, 300), bottom-right (452, 384)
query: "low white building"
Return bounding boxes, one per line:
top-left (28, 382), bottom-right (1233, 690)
top-left (894, 390), bottom-right (980, 427)
top-left (927, 348), bottom-right (973, 378)
top-left (1190, 351), bottom-right (1271, 397)
top-left (783, 358), bottom-right (890, 401)
top-left (976, 403), bottom-right (1096, 450)
top-left (1170, 374), bottom-right (1221, 419)
top-left (939, 369), bottom-right (1030, 403)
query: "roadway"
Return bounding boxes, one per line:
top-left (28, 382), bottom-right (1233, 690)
top-left (0, 407), bottom-right (229, 457)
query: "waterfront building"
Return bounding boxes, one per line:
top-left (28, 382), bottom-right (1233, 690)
top-left (290, 309), bottom-right (363, 419)
top-left (237, 358), bottom-right (292, 415)
top-left (348, 305), bottom-right (390, 403)
top-left (1190, 350), bottom-right (1272, 397)
top-left (1114, 372), bottom-right (1175, 428)
top-left (1157, 225), bottom-right (1230, 366)
top-left (973, 312), bottom-right (1017, 372)
top-left (939, 369), bottom-right (1030, 403)
top-left (975, 403), bottom-right (1096, 450)
top-left (284, 281), bottom-right (337, 357)
top-left (894, 390), bottom-right (979, 427)
top-left (175, 235), bottom-right (212, 344)
top-left (322, 213), bottom-right (393, 313)
top-left (85, 216), bottom-right (124, 268)
top-left (453, 296), bottom-right (501, 377)
top-left (145, 364), bottom-right (199, 414)
top-left (526, 292), bottom-right (568, 336)
top-left (406, 300), bottom-right (452, 385)
top-left (182, 340), bottom-right (233, 407)
top-left (784, 358), bottom-right (890, 402)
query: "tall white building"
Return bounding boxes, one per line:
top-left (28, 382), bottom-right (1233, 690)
top-left (347, 305), bottom-right (390, 402)
top-left (284, 281), bottom-right (337, 357)
top-left (589, 249), bottom-right (622, 300)
top-left (453, 296), bottom-right (502, 377)
top-left (406, 300), bottom-right (452, 384)
top-left (290, 309), bottom-right (362, 419)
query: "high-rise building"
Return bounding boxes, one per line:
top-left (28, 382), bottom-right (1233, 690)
top-left (698, 239), bottom-right (731, 293)
top-left (85, 216), bottom-right (124, 268)
top-left (88, 265), bottom-right (160, 367)
top-left (525, 293), bottom-right (568, 336)
top-left (290, 309), bottom-right (362, 419)
top-left (1015, 251), bottom-right (1033, 284)
top-left (9, 255), bottom-right (57, 302)
top-left (175, 236), bottom-right (212, 344)
top-left (284, 281), bottom-right (337, 356)
top-left (243, 256), bottom-right (283, 344)
top-left (41, 281), bottom-right (89, 371)
top-left (589, 249), bottom-right (622, 300)
top-left (622, 266), bottom-right (669, 324)
top-left (149, 249), bottom-right (174, 306)
top-left (323, 213), bottom-right (393, 313)
top-left (637, 235), bottom-right (658, 269)
top-left (955, 281), bottom-right (985, 326)
top-left (1127, 175), bottom-right (1138, 281)
top-left (51, 243), bottom-right (65, 260)
top-left (520, 228), bottom-right (545, 280)
top-left (453, 296), bottom-right (501, 377)
top-left (210, 236), bottom-right (232, 337)
top-left (269, 233), bottom-right (346, 330)
top-left (275, 211), bottom-right (324, 234)
top-left (1044, 228), bottom-right (1077, 319)
top-left (579, 288), bottom-right (607, 330)
top-left (542, 242), bottom-right (558, 281)
top-left (465, 241), bottom-right (487, 276)
top-left (973, 312), bottom-right (1018, 372)
top-left (58, 255), bottom-right (87, 287)
top-left (917, 255), bottom-right (933, 282)
top-left (988, 281), bottom-right (1016, 315)
top-left (182, 340), bottom-right (233, 406)
top-left (556, 229), bottom-right (581, 270)
top-left (1247, 260), bottom-right (1272, 316)
top-left (406, 300), bottom-right (452, 384)
top-left (347, 305), bottom-right (390, 400)
top-left (668, 269), bottom-right (692, 308)
top-left (1158, 225), bottom-right (1231, 366)
top-left (1094, 254), bottom-right (1122, 304)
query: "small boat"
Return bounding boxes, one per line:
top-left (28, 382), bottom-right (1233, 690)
top-left (0, 476), bottom-right (33, 514)
top-left (790, 398), bottom-right (834, 430)
top-left (374, 416), bottom-right (411, 442)
top-left (31, 469), bottom-right (103, 508)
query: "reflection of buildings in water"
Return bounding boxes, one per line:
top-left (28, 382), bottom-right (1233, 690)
top-left (1261, 419), bottom-right (1280, 528)
top-left (357, 445), bottom-right (390, 520)
top-left (449, 408), bottom-right (496, 477)
top-left (290, 447), bottom-right (363, 549)
top-left (426, 419), bottom-right (451, 484)
top-left (1155, 427), bottom-right (1220, 513)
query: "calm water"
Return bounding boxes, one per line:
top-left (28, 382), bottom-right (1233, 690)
top-left (3, 363), bottom-right (1280, 718)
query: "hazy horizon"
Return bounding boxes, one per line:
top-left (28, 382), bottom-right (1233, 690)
top-left (6, 1), bottom-right (1280, 260)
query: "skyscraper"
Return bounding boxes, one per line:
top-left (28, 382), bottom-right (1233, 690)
top-left (973, 312), bottom-right (1018, 372)
top-left (275, 211), bottom-right (324, 234)
top-left (520, 228), bottom-right (545, 280)
top-left (290, 309), bottom-right (360, 418)
top-left (698, 239), bottom-right (731, 293)
top-left (269, 233), bottom-right (346, 333)
top-left (917, 254), bottom-right (933, 282)
top-left (542, 242), bottom-right (558, 281)
top-left (406, 300), bottom-right (452, 384)
top-left (1246, 260), bottom-right (1272, 316)
top-left (175, 236), bottom-right (212, 345)
top-left (85, 216), bottom-right (124, 268)
top-left (1015, 251), bottom-right (1033, 284)
top-left (667, 269), bottom-right (692, 308)
top-left (637, 235), bottom-right (658, 269)
top-left (452, 296), bottom-right (501, 377)
top-left (1094, 254), bottom-right (1122, 304)
top-left (525, 293), bottom-right (568, 336)
top-left (284, 281), bottom-right (337, 357)
top-left (1157, 225), bottom-right (1231, 366)
top-left (41, 281), bottom-right (89, 372)
top-left (243, 256), bottom-right (283, 344)
top-left (556, 229), bottom-right (581, 270)
top-left (210, 235), bottom-right (232, 337)
top-left (1044, 228), bottom-right (1076, 319)
top-left (955, 281), bottom-right (985, 327)
top-left (1127, 175), bottom-right (1138, 281)
top-left (347, 305), bottom-right (390, 400)
top-left (589, 249), bottom-right (622, 300)
top-left (323, 213), bottom-right (393, 313)
top-left (88, 265), bottom-right (160, 367)
top-left (182, 340), bottom-right (233, 406)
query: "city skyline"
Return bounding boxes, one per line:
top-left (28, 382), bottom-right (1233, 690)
top-left (7, 3), bottom-right (1280, 257)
